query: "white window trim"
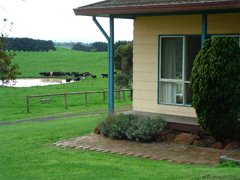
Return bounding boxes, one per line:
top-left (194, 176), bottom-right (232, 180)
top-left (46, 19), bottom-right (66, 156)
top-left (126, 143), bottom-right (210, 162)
top-left (159, 36), bottom-right (197, 106)
top-left (159, 36), bottom-right (186, 106)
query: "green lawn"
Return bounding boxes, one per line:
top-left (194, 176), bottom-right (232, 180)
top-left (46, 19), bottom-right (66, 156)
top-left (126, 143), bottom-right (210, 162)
top-left (0, 115), bottom-right (239, 179)
top-left (13, 48), bottom-right (108, 77)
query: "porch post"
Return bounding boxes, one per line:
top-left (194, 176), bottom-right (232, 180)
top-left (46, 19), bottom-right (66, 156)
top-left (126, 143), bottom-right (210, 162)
top-left (108, 16), bottom-right (114, 114)
top-left (201, 12), bottom-right (208, 46)
top-left (92, 16), bottom-right (114, 114)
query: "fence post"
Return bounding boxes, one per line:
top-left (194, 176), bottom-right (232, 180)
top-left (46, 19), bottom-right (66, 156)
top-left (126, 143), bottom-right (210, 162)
top-left (64, 92), bottom-right (68, 109)
top-left (103, 91), bottom-right (106, 103)
top-left (130, 89), bottom-right (133, 101)
top-left (26, 96), bottom-right (30, 113)
top-left (115, 90), bottom-right (120, 100)
top-left (123, 90), bottom-right (125, 101)
top-left (85, 92), bottom-right (88, 107)
top-left (118, 90), bottom-right (121, 102)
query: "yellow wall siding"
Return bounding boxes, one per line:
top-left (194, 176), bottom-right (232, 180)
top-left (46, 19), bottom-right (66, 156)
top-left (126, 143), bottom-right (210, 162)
top-left (132, 12), bottom-right (239, 123)
top-left (208, 13), bottom-right (240, 34)
top-left (133, 81), bottom-right (157, 91)
top-left (134, 15), bottom-right (202, 36)
top-left (133, 44), bottom-right (158, 54)
top-left (133, 72), bottom-right (157, 82)
top-left (133, 63), bottom-right (157, 74)
top-left (133, 90), bottom-right (156, 101)
top-left (133, 54), bottom-right (157, 63)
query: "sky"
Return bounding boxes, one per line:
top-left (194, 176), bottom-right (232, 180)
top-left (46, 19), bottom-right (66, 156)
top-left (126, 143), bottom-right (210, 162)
top-left (0, 0), bottom-right (133, 42)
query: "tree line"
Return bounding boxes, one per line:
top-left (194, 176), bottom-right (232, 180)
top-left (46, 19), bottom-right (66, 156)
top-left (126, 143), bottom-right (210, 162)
top-left (3, 37), bottom-right (56, 52)
top-left (71, 41), bottom-right (108, 52)
top-left (55, 40), bottom-right (132, 52)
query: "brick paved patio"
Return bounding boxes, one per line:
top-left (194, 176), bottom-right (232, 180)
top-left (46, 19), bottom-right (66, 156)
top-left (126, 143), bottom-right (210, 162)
top-left (54, 134), bottom-right (240, 165)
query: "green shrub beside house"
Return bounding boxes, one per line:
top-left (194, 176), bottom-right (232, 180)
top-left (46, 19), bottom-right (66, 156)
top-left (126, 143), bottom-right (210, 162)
top-left (98, 114), bottom-right (166, 142)
top-left (191, 37), bottom-right (240, 141)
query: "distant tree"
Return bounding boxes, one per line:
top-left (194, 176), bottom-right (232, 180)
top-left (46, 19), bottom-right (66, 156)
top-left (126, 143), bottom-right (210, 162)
top-left (114, 42), bottom-right (133, 89)
top-left (91, 42), bottom-right (107, 52)
top-left (115, 41), bottom-right (132, 50)
top-left (3, 38), bottom-right (56, 52)
top-left (72, 42), bottom-right (91, 52)
top-left (54, 42), bottom-right (75, 49)
top-left (0, 37), bottom-right (21, 85)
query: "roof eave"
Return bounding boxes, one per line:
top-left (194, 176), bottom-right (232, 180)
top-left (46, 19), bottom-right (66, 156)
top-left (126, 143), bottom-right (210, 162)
top-left (73, 1), bottom-right (240, 17)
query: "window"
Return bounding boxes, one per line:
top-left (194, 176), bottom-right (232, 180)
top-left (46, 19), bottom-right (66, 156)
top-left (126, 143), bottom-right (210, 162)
top-left (158, 35), bottom-right (201, 105)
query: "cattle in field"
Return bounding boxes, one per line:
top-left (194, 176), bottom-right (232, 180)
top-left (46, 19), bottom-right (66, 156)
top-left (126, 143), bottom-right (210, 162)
top-left (72, 72), bottom-right (80, 77)
top-left (65, 72), bottom-right (72, 76)
top-left (101, 73), bottom-right (108, 78)
top-left (66, 78), bottom-right (72, 83)
top-left (91, 75), bottom-right (97, 79)
top-left (74, 77), bottom-right (81, 81)
top-left (39, 72), bottom-right (45, 76)
top-left (52, 72), bottom-right (65, 76)
top-left (40, 72), bottom-right (51, 76)
top-left (83, 72), bottom-right (92, 77)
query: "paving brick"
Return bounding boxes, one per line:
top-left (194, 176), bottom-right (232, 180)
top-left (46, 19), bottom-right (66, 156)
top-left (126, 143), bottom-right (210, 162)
top-left (54, 134), bottom-right (240, 165)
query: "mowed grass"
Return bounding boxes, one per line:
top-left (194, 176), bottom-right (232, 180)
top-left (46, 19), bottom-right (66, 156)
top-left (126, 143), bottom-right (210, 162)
top-left (13, 48), bottom-right (108, 77)
top-left (0, 115), bottom-right (239, 179)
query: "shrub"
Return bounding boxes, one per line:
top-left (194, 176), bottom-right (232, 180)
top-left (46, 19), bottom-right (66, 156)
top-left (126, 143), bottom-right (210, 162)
top-left (97, 114), bottom-right (166, 142)
top-left (98, 116), bottom-right (114, 136)
top-left (108, 114), bottom-right (138, 139)
top-left (0, 37), bottom-right (21, 85)
top-left (191, 37), bottom-right (240, 141)
top-left (126, 116), bottom-right (166, 142)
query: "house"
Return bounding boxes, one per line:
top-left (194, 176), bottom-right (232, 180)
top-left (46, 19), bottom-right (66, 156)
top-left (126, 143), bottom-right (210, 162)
top-left (74, 0), bottom-right (240, 125)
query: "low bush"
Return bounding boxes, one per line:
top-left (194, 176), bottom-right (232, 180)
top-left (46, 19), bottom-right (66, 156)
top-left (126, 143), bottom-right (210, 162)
top-left (108, 114), bottom-right (137, 139)
top-left (126, 116), bottom-right (166, 142)
top-left (98, 114), bottom-right (166, 142)
top-left (98, 116), bottom-right (114, 136)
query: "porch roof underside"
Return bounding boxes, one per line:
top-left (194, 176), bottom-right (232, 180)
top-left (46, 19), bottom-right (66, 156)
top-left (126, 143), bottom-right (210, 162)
top-left (74, 0), bottom-right (240, 18)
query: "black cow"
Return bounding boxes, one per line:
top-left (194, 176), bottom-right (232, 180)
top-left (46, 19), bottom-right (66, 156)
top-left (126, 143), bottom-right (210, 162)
top-left (42, 72), bottom-right (51, 76)
top-left (65, 72), bottom-right (72, 76)
top-left (101, 73), bottom-right (108, 78)
top-left (91, 75), bottom-right (97, 79)
top-left (74, 77), bottom-right (81, 82)
top-left (52, 72), bottom-right (65, 76)
top-left (39, 72), bottom-right (45, 76)
top-left (83, 72), bottom-right (92, 77)
top-left (72, 72), bottom-right (80, 77)
top-left (66, 78), bottom-right (72, 83)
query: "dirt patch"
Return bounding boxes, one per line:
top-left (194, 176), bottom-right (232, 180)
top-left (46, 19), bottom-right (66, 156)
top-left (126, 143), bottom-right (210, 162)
top-left (54, 134), bottom-right (240, 165)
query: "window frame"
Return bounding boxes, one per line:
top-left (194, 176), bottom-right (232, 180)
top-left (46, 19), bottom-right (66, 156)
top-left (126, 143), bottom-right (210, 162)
top-left (157, 34), bottom-right (200, 106)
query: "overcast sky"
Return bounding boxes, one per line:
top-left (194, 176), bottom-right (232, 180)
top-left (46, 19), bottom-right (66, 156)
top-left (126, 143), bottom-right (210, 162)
top-left (0, 0), bottom-right (133, 42)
